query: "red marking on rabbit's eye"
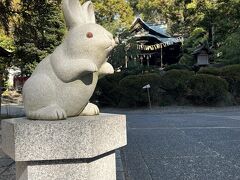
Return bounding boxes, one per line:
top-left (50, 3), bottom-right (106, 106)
top-left (86, 32), bottom-right (93, 38)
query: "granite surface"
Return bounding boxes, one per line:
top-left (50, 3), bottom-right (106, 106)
top-left (16, 153), bottom-right (116, 180)
top-left (1, 113), bottom-right (126, 161)
top-left (0, 148), bottom-right (125, 180)
top-left (120, 111), bottom-right (240, 180)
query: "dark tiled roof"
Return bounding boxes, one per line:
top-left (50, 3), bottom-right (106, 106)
top-left (131, 17), bottom-right (181, 43)
top-left (0, 46), bottom-right (12, 57)
top-left (146, 23), bottom-right (171, 38)
top-left (192, 42), bottom-right (211, 55)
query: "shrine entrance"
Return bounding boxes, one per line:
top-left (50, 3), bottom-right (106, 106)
top-left (129, 17), bottom-right (183, 67)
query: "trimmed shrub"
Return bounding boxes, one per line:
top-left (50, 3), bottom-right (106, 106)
top-left (123, 61), bottom-right (144, 75)
top-left (188, 74), bottom-right (229, 105)
top-left (198, 67), bottom-right (221, 76)
top-left (158, 94), bottom-right (176, 106)
top-left (94, 65), bottom-right (237, 107)
top-left (119, 73), bottom-right (161, 107)
top-left (164, 64), bottom-right (192, 71)
top-left (220, 65), bottom-right (240, 103)
top-left (159, 70), bottom-right (194, 100)
top-left (92, 72), bottom-right (126, 107)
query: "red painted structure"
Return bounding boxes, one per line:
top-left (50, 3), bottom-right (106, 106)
top-left (13, 76), bottom-right (29, 91)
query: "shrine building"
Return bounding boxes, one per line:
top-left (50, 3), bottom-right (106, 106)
top-left (129, 17), bottom-right (183, 67)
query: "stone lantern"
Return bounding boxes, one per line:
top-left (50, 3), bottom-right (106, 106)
top-left (192, 43), bottom-right (211, 66)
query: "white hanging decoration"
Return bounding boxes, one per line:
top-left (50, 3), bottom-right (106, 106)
top-left (136, 36), bottom-right (184, 51)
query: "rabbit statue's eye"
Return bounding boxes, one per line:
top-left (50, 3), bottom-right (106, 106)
top-left (86, 32), bottom-right (93, 38)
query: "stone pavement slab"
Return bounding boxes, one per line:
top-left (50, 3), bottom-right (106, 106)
top-left (145, 155), bottom-right (240, 180)
top-left (116, 150), bottom-right (126, 180)
top-left (114, 110), bottom-right (240, 180)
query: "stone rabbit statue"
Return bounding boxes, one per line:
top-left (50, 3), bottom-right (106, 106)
top-left (23, 0), bottom-right (115, 120)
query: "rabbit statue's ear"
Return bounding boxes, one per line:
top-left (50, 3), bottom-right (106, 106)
top-left (62, 0), bottom-right (85, 29)
top-left (82, 1), bottom-right (96, 24)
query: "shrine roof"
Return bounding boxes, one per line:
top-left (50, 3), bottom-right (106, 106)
top-left (131, 17), bottom-right (171, 38)
top-left (130, 17), bottom-right (182, 44)
top-left (0, 46), bottom-right (12, 57)
top-left (192, 42), bottom-right (211, 55)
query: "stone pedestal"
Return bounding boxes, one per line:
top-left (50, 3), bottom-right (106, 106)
top-left (1, 113), bottom-right (126, 180)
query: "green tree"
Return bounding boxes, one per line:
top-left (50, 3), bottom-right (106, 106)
top-left (210, 0), bottom-right (240, 44)
top-left (180, 27), bottom-right (208, 66)
top-left (81, 0), bottom-right (134, 34)
top-left (217, 31), bottom-right (240, 64)
top-left (13, 0), bottom-right (66, 74)
top-left (0, 0), bottom-right (13, 34)
top-left (131, 0), bottom-right (175, 22)
top-left (0, 32), bottom-right (14, 51)
top-left (0, 27), bottom-right (15, 88)
top-left (208, 0), bottom-right (240, 64)
top-left (109, 30), bottom-right (140, 69)
top-left (129, 0), bottom-right (208, 34)
top-left (1, 0), bottom-right (134, 76)
top-left (0, 0), bottom-right (19, 87)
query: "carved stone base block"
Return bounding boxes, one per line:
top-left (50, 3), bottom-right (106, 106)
top-left (1, 114), bottom-right (126, 180)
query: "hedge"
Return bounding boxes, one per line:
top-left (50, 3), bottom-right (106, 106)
top-left (92, 72), bottom-right (126, 107)
top-left (159, 70), bottom-right (194, 100)
top-left (119, 73), bottom-right (161, 107)
top-left (220, 64), bottom-right (240, 103)
top-left (93, 65), bottom-right (239, 107)
top-left (188, 74), bottom-right (229, 105)
top-left (164, 64), bottom-right (192, 71)
top-left (198, 67), bottom-right (221, 76)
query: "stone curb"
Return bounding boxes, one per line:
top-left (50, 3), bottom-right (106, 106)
top-left (102, 106), bottom-right (240, 115)
top-left (2, 105), bottom-right (240, 117)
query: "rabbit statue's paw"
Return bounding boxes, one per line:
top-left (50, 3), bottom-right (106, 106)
top-left (99, 62), bottom-right (114, 75)
top-left (27, 104), bottom-right (67, 120)
top-left (80, 103), bottom-right (100, 116)
top-left (98, 62), bottom-right (114, 79)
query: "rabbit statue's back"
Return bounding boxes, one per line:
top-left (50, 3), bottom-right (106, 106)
top-left (23, 0), bottom-right (115, 120)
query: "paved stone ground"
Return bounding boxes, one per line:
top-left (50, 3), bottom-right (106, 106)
top-left (1, 104), bottom-right (25, 117)
top-left (116, 149), bottom-right (126, 180)
top-left (112, 110), bottom-right (240, 180)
